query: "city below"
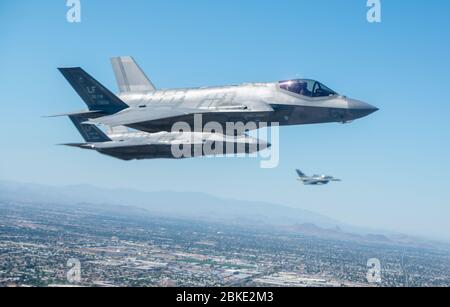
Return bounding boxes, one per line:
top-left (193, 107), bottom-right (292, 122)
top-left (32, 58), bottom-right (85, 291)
top-left (1, 190), bottom-right (449, 288)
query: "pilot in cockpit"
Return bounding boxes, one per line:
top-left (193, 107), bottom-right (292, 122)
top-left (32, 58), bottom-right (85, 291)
top-left (279, 79), bottom-right (337, 98)
top-left (296, 81), bottom-right (312, 97)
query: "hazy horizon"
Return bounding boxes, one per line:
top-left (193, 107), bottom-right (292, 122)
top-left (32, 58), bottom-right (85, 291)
top-left (2, 178), bottom-right (450, 245)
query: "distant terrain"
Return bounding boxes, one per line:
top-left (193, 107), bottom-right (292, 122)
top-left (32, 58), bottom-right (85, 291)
top-left (1, 195), bottom-right (450, 287)
top-left (0, 180), bottom-right (448, 250)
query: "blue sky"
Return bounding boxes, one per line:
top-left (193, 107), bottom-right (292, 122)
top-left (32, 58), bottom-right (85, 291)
top-left (0, 0), bottom-right (449, 240)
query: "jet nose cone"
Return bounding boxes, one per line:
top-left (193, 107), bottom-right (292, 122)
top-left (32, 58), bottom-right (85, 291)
top-left (347, 99), bottom-right (379, 119)
top-left (348, 99), bottom-right (379, 112)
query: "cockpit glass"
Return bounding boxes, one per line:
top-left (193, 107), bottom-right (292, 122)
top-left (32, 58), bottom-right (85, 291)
top-left (279, 79), bottom-right (338, 97)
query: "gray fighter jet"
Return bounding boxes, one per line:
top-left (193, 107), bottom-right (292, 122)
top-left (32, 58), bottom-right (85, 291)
top-left (64, 116), bottom-right (269, 161)
top-left (296, 170), bottom-right (341, 186)
top-left (56, 56), bottom-right (378, 134)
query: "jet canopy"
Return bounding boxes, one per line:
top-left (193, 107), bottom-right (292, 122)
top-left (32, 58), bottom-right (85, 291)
top-left (279, 79), bottom-right (338, 98)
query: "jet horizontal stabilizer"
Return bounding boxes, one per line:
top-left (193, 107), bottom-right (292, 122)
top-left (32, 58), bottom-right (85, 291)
top-left (45, 110), bottom-right (104, 118)
top-left (60, 143), bottom-right (93, 149)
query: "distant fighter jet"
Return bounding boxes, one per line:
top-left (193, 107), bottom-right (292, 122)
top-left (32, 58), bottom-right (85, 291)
top-left (296, 170), bottom-right (341, 186)
top-left (64, 116), bottom-right (269, 161)
top-left (55, 56), bottom-right (378, 134)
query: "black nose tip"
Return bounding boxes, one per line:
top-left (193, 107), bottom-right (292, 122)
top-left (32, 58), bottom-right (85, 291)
top-left (367, 106), bottom-right (379, 115)
top-left (347, 99), bottom-right (379, 119)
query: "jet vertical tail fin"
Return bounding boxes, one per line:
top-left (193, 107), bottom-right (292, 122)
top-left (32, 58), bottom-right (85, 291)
top-left (296, 170), bottom-right (306, 178)
top-left (58, 67), bottom-right (129, 115)
top-left (111, 56), bottom-right (156, 93)
top-left (69, 115), bottom-right (112, 143)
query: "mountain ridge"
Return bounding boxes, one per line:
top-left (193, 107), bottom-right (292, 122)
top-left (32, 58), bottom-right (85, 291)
top-left (1, 179), bottom-right (448, 250)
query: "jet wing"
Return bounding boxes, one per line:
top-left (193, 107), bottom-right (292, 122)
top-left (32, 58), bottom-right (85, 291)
top-left (85, 107), bottom-right (191, 127)
top-left (85, 105), bottom-right (274, 128)
top-left (91, 136), bottom-right (206, 149)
